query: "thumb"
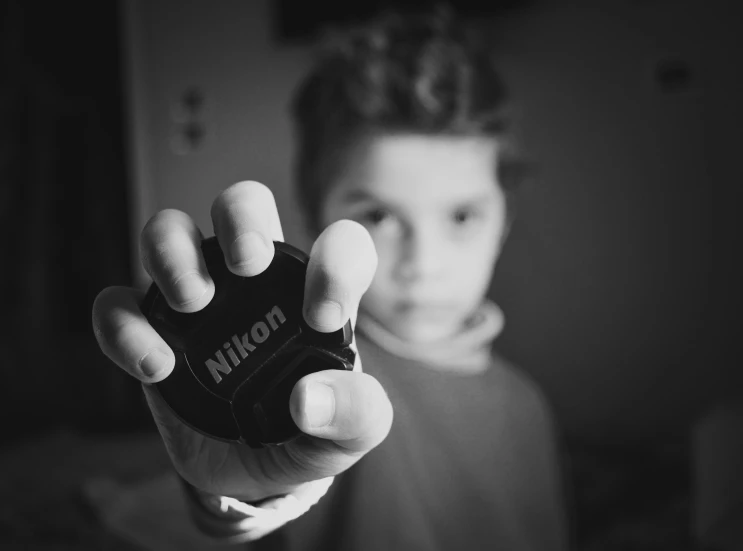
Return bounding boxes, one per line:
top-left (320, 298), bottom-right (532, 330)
top-left (289, 369), bottom-right (393, 454)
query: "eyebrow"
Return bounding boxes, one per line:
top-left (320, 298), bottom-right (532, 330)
top-left (340, 189), bottom-right (495, 208)
top-left (343, 189), bottom-right (490, 205)
top-left (339, 190), bottom-right (377, 204)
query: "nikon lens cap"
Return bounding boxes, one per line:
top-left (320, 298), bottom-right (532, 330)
top-left (141, 236), bottom-right (355, 448)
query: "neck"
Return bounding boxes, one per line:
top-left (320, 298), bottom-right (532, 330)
top-left (355, 301), bottom-right (504, 374)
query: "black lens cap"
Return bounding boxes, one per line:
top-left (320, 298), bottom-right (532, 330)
top-left (141, 236), bottom-right (355, 448)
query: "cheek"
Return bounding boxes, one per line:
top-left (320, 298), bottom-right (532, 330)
top-left (357, 234), bottom-right (406, 319)
top-left (451, 228), bottom-right (502, 295)
top-left (359, 275), bottom-right (395, 326)
top-left (454, 248), bottom-right (496, 299)
top-left (362, 235), bottom-right (397, 293)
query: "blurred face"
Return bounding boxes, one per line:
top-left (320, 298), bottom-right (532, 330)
top-left (320, 133), bottom-right (508, 344)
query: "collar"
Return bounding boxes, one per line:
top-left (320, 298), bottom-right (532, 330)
top-left (355, 300), bottom-right (505, 374)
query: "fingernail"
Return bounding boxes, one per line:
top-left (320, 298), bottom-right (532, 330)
top-left (230, 232), bottom-right (271, 269)
top-left (172, 271), bottom-right (208, 307)
top-left (305, 382), bottom-right (335, 428)
top-left (305, 301), bottom-right (343, 332)
top-left (140, 349), bottom-right (170, 378)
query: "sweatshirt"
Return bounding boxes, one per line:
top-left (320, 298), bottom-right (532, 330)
top-left (246, 301), bottom-right (569, 550)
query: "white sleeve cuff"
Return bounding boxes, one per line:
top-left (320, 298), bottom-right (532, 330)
top-left (185, 476), bottom-right (335, 543)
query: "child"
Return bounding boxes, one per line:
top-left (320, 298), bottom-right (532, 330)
top-left (92, 7), bottom-right (569, 550)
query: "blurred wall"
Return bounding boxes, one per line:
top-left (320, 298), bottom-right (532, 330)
top-left (121, 0), bottom-right (312, 287)
top-left (488, 1), bottom-right (739, 441)
top-left (121, 0), bottom-right (738, 443)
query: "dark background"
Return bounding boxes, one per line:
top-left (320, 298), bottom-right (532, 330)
top-left (273, 0), bottom-right (531, 41)
top-left (0, 0), bottom-right (739, 549)
top-left (1, 0), bottom-right (143, 440)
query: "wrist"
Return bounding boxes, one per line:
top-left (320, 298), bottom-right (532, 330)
top-left (179, 474), bottom-right (334, 542)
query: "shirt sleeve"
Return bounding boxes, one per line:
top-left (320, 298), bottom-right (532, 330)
top-left (178, 473), bottom-right (335, 543)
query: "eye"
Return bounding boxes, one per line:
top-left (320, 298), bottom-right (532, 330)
top-left (452, 206), bottom-right (478, 225)
top-left (364, 208), bottom-right (391, 226)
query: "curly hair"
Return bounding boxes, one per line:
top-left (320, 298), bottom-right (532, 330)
top-left (290, 6), bottom-right (514, 231)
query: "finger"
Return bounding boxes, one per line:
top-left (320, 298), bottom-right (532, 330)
top-left (290, 370), bottom-right (393, 454)
top-left (210, 181), bottom-right (284, 277)
top-left (92, 286), bottom-right (175, 382)
top-left (303, 220), bottom-right (377, 333)
top-left (140, 209), bottom-right (215, 313)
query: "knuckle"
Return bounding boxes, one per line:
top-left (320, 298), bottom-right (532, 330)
top-left (104, 313), bottom-right (141, 359)
top-left (309, 262), bottom-right (343, 295)
top-left (91, 287), bottom-right (127, 347)
top-left (139, 213), bottom-right (166, 265)
top-left (140, 209), bottom-right (192, 251)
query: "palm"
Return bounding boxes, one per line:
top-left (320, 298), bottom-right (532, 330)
top-left (144, 384), bottom-right (346, 500)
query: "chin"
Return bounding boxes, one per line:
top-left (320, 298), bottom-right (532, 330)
top-left (361, 301), bottom-right (467, 344)
top-left (391, 319), bottom-right (460, 344)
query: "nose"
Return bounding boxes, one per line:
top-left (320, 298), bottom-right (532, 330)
top-left (394, 225), bottom-right (444, 284)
